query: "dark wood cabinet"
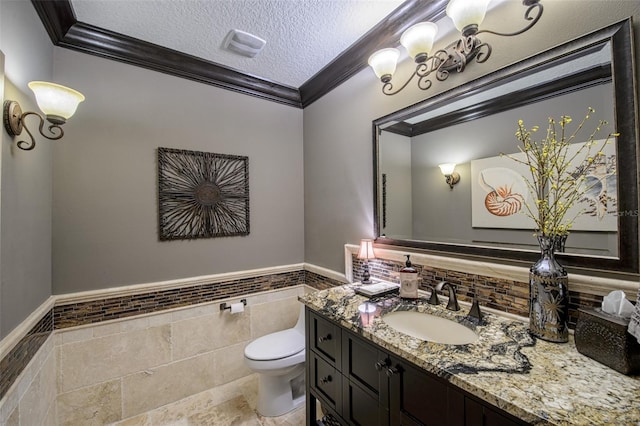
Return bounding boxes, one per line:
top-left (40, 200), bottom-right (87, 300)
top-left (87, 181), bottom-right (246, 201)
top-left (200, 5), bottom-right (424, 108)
top-left (305, 308), bottom-right (528, 426)
top-left (341, 330), bottom-right (389, 425)
top-left (388, 355), bottom-right (465, 426)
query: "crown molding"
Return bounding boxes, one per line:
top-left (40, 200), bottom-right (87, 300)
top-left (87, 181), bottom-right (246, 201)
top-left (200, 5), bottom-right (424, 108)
top-left (31, 0), bottom-right (447, 109)
top-left (299, 0), bottom-right (447, 107)
top-left (31, 0), bottom-right (302, 108)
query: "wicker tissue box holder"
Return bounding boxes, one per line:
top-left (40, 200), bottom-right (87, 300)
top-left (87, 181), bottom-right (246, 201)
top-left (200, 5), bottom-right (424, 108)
top-left (574, 307), bottom-right (640, 375)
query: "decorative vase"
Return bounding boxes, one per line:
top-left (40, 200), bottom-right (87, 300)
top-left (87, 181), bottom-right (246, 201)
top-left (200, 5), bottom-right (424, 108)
top-left (529, 234), bottom-right (569, 343)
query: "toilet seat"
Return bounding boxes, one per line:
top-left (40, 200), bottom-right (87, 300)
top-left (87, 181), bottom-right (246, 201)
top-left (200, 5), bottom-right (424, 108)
top-left (244, 329), bottom-right (304, 361)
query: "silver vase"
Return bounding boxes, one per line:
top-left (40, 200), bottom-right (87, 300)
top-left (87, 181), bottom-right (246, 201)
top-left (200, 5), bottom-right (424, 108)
top-left (529, 234), bottom-right (569, 343)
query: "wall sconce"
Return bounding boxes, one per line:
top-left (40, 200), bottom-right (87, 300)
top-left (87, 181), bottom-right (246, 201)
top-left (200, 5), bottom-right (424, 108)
top-left (439, 163), bottom-right (460, 189)
top-left (3, 81), bottom-right (85, 151)
top-left (368, 0), bottom-right (543, 96)
top-left (357, 239), bottom-right (376, 284)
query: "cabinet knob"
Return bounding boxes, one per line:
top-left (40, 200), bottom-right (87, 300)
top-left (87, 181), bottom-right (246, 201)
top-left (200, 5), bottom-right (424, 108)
top-left (375, 359), bottom-right (390, 371)
top-left (386, 366), bottom-right (400, 377)
top-left (321, 375), bottom-right (333, 384)
top-left (318, 333), bottom-right (332, 343)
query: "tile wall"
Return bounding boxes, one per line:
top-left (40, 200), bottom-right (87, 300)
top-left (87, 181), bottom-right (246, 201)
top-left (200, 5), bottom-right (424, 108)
top-left (55, 286), bottom-right (304, 424)
top-left (0, 269), bottom-right (321, 425)
top-left (0, 334), bottom-right (56, 426)
top-left (354, 256), bottom-right (604, 327)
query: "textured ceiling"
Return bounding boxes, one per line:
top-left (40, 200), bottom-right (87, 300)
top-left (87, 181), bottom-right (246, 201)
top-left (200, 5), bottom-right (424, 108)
top-left (70, 0), bottom-right (406, 88)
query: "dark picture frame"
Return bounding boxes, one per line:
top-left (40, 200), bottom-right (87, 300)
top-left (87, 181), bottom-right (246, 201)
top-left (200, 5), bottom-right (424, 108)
top-left (158, 147), bottom-right (250, 240)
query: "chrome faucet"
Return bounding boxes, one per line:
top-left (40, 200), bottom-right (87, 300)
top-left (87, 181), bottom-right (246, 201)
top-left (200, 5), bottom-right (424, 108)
top-left (435, 281), bottom-right (460, 311)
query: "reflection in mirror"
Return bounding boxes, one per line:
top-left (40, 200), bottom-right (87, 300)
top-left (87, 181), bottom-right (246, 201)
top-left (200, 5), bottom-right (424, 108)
top-left (373, 19), bottom-right (638, 275)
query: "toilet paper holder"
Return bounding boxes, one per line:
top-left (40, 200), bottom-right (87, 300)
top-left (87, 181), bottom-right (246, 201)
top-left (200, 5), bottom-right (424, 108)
top-left (220, 299), bottom-right (247, 311)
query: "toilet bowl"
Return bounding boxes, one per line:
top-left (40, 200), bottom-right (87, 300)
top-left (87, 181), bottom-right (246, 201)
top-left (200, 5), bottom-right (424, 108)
top-left (244, 304), bottom-right (306, 417)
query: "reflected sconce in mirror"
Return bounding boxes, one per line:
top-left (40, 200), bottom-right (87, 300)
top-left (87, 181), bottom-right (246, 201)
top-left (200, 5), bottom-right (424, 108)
top-left (368, 0), bottom-right (543, 95)
top-left (3, 81), bottom-right (85, 151)
top-left (357, 239), bottom-right (376, 284)
top-left (439, 163), bottom-right (460, 189)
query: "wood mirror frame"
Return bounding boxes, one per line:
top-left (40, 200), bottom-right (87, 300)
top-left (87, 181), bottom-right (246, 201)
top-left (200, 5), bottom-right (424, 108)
top-left (372, 19), bottom-right (638, 277)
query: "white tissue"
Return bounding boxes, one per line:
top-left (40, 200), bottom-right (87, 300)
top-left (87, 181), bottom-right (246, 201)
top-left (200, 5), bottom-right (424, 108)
top-left (601, 290), bottom-right (635, 319)
top-left (229, 302), bottom-right (245, 314)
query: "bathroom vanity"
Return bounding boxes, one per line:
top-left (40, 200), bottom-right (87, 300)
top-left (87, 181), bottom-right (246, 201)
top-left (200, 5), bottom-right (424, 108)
top-left (300, 285), bottom-right (640, 425)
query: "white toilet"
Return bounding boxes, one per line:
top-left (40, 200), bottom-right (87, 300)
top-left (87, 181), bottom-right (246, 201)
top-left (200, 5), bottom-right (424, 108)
top-left (244, 304), bottom-right (306, 417)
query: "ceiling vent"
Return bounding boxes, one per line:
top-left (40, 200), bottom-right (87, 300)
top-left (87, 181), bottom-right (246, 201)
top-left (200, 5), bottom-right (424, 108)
top-left (222, 29), bottom-right (266, 58)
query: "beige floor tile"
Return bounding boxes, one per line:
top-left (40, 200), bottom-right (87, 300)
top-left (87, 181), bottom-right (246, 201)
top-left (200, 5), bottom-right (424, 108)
top-left (111, 374), bottom-right (308, 426)
top-left (258, 405), bottom-right (306, 426)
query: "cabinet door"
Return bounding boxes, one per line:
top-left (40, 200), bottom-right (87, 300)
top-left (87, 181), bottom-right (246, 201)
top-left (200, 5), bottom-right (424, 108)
top-left (309, 352), bottom-right (341, 414)
top-left (342, 379), bottom-right (389, 426)
top-left (388, 356), bottom-right (464, 426)
top-left (342, 330), bottom-right (389, 405)
top-left (465, 397), bottom-right (527, 426)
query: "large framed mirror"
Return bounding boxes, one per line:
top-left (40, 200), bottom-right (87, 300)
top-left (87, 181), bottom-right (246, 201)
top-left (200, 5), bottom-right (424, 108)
top-left (373, 18), bottom-right (638, 276)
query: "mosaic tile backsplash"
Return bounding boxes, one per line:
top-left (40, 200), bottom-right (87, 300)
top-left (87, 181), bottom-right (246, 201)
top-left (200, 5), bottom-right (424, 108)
top-left (53, 270), bottom-right (305, 329)
top-left (353, 255), bottom-right (604, 328)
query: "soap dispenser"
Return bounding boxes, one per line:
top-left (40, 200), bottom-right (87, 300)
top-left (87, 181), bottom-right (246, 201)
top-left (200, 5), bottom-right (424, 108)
top-left (399, 255), bottom-right (420, 299)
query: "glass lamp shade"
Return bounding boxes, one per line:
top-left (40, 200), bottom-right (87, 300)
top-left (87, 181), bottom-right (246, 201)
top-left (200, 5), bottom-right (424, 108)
top-left (400, 22), bottom-right (438, 60)
top-left (438, 163), bottom-right (457, 175)
top-left (28, 81), bottom-right (85, 121)
top-left (446, 0), bottom-right (491, 32)
top-left (357, 239), bottom-right (376, 260)
top-left (368, 48), bottom-right (400, 81)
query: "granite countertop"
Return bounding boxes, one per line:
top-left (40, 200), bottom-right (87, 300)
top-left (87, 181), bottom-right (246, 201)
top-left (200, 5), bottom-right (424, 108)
top-left (300, 284), bottom-right (640, 425)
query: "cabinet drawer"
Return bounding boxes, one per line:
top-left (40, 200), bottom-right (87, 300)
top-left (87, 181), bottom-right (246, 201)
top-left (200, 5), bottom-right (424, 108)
top-left (310, 351), bottom-right (341, 412)
top-left (309, 311), bottom-right (341, 366)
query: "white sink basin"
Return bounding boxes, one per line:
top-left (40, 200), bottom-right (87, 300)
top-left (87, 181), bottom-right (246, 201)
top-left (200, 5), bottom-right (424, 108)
top-left (382, 311), bottom-right (478, 345)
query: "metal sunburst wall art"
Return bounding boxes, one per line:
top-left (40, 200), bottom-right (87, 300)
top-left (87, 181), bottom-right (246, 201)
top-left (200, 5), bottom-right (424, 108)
top-left (157, 147), bottom-right (249, 240)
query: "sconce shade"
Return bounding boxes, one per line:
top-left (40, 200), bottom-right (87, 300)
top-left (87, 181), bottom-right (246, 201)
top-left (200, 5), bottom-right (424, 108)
top-left (357, 239), bottom-right (376, 260)
top-left (446, 0), bottom-right (491, 32)
top-left (438, 163), bottom-right (457, 176)
top-left (368, 48), bottom-right (400, 81)
top-left (400, 22), bottom-right (438, 60)
top-left (28, 81), bottom-right (85, 122)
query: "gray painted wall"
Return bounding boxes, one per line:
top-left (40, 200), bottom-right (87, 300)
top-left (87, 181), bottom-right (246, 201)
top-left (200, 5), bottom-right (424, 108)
top-left (303, 0), bottom-right (640, 273)
top-left (51, 49), bottom-right (304, 293)
top-left (0, 0), bottom-right (54, 338)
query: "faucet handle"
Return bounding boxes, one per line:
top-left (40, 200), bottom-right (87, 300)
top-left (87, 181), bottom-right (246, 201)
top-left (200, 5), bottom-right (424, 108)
top-left (428, 287), bottom-right (440, 305)
top-left (467, 296), bottom-right (483, 323)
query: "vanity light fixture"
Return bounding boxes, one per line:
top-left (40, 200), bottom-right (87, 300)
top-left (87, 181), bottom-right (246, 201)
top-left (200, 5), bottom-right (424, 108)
top-left (3, 81), bottom-right (85, 151)
top-left (357, 239), bottom-right (376, 284)
top-left (439, 163), bottom-right (460, 189)
top-left (368, 0), bottom-right (543, 96)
